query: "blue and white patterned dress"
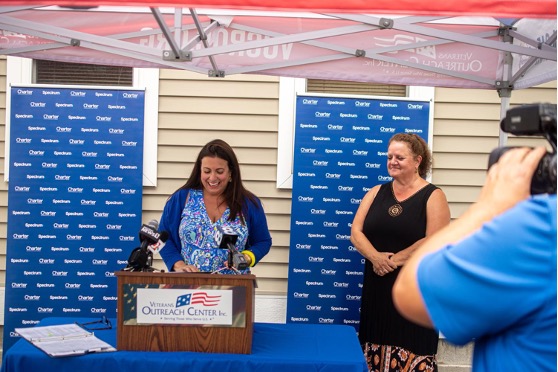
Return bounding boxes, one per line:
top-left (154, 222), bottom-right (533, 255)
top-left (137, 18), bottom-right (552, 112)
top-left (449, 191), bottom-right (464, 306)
top-left (178, 189), bottom-right (250, 274)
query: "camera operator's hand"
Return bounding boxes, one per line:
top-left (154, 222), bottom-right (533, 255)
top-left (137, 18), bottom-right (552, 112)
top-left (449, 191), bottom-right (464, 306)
top-left (479, 146), bottom-right (547, 218)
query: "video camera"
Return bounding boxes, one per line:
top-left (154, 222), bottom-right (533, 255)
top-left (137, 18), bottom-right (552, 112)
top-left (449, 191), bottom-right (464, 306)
top-left (488, 103), bottom-right (557, 195)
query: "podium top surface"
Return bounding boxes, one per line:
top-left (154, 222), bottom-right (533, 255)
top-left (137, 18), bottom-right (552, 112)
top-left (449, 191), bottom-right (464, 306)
top-left (115, 270), bottom-right (257, 283)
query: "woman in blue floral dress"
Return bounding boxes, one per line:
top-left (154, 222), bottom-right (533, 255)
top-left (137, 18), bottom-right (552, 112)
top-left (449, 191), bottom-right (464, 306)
top-left (159, 139), bottom-right (272, 274)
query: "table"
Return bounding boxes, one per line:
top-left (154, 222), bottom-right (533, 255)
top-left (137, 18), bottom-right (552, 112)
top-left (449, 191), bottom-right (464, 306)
top-left (1, 317), bottom-right (367, 372)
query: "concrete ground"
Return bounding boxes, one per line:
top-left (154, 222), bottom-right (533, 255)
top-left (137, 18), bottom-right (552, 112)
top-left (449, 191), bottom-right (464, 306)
top-left (438, 339), bottom-right (473, 371)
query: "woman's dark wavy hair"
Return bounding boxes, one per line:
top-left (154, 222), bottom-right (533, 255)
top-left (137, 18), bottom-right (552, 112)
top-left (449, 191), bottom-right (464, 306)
top-left (176, 139), bottom-right (258, 223)
top-left (389, 133), bottom-right (433, 178)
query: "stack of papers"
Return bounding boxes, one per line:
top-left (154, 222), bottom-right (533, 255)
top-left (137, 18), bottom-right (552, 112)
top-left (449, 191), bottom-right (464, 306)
top-left (15, 323), bottom-right (116, 358)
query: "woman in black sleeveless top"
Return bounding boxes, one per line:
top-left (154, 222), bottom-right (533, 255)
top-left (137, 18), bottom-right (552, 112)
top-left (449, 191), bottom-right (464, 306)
top-left (351, 133), bottom-right (450, 371)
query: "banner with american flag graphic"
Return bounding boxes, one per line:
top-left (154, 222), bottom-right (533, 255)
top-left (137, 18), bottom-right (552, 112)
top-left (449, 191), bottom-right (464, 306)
top-left (176, 292), bottom-right (221, 308)
top-left (135, 288), bottom-right (233, 325)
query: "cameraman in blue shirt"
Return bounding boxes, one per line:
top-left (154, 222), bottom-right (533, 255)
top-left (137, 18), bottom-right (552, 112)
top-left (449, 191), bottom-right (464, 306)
top-left (393, 146), bottom-right (556, 371)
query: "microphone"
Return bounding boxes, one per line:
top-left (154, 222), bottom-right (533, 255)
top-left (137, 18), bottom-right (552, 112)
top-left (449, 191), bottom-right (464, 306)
top-left (139, 219), bottom-right (161, 248)
top-left (126, 219), bottom-right (161, 271)
top-left (215, 225), bottom-right (238, 248)
top-left (215, 225), bottom-right (248, 271)
top-left (147, 231), bottom-right (169, 255)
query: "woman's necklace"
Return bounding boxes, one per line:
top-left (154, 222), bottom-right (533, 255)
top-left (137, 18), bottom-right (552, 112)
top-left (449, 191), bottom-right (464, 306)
top-left (388, 188), bottom-right (403, 217)
top-left (389, 182), bottom-right (426, 217)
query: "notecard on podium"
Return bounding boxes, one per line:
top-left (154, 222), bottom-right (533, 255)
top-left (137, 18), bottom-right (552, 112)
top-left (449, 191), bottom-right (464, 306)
top-left (15, 323), bottom-right (116, 357)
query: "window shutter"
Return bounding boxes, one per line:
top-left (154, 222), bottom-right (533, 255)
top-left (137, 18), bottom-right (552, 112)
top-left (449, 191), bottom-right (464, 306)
top-left (307, 79), bottom-right (407, 97)
top-left (35, 60), bottom-right (133, 86)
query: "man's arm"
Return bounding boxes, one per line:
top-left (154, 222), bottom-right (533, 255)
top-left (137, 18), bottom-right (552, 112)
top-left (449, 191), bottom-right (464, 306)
top-left (393, 147), bottom-right (547, 327)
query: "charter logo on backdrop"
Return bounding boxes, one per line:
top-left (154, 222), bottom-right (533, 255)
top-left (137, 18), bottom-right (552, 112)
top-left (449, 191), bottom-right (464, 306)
top-left (136, 288), bottom-right (233, 325)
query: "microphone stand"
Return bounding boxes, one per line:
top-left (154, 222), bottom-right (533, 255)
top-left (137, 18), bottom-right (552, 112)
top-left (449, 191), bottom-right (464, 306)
top-left (212, 243), bottom-right (244, 275)
top-left (123, 245), bottom-right (163, 272)
top-left (139, 252), bottom-right (158, 272)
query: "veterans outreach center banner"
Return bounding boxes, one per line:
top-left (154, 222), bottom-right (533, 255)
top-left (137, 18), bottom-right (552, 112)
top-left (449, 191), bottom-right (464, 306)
top-left (3, 85), bottom-right (144, 351)
top-left (287, 94), bottom-right (431, 331)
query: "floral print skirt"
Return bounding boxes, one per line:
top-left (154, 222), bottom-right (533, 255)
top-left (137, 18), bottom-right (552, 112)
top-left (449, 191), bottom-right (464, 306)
top-left (363, 342), bottom-right (437, 372)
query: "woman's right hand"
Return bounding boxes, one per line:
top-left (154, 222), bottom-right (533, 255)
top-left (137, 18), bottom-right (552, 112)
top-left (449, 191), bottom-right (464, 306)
top-left (172, 261), bottom-right (199, 272)
top-left (372, 252), bottom-right (397, 276)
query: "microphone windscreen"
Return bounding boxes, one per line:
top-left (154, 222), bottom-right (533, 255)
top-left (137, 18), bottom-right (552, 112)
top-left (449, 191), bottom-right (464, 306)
top-left (159, 231), bottom-right (169, 242)
top-left (147, 219), bottom-right (159, 230)
top-left (139, 220), bottom-right (160, 244)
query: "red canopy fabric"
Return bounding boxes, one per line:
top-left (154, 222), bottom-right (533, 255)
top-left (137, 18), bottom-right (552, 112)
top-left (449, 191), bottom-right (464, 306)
top-left (0, 0), bottom-right (557, 91)
top-left (1, 0), bottom-right (556, 18)
top-left (0, 6), bottom-right (555, 90)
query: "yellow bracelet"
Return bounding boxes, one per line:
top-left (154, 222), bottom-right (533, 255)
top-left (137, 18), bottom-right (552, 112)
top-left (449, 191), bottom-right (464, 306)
top-left (243, 250), bottom-right (256, 267)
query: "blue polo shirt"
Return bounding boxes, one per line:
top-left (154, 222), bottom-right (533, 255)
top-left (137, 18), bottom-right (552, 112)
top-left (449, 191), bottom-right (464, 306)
top-left (418, 194), bottom-right (557, 372)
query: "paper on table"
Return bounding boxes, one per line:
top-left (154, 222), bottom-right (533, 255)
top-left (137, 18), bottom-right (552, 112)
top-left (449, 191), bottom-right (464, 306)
top-left (15, 323), bottom-right (116, 357)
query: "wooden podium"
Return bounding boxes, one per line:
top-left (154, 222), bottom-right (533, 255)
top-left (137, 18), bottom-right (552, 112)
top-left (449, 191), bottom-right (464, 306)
top-left (115, 271), bottom-right (256, 354)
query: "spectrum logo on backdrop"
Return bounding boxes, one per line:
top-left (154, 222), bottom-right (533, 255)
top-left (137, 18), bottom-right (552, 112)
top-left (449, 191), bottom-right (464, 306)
top-left (287, 94), bottom-right (430, 330)
top-left (136, 289), bottom-right (233, 325)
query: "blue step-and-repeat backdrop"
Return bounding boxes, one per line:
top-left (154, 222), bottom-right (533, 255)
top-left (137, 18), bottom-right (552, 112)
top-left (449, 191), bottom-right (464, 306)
top-left (3, 85), bottom-right (145, 351)
top-left (286, 94), bottom-right (431, 331)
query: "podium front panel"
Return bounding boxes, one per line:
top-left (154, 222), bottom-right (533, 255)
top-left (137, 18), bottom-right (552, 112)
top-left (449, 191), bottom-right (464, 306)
top-left (115, 271), bottom-right (256, 354)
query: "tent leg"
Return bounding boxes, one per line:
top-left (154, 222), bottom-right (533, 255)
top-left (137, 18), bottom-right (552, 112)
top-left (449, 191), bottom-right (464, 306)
top-left (497, 27), bottom-right (514, 148)
top-left (499, 96), bottom-right (510, 147)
